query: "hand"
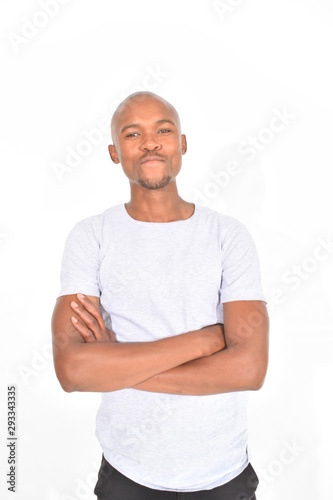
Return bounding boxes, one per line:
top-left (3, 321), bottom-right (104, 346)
top-left (70, 294), bottom-right (116, 343)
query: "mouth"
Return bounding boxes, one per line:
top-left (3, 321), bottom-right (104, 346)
top-left (140, 156), bottom-right (165, 166)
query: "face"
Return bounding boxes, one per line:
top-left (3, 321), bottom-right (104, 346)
top-left (109, 96), bottom-right (187, 190)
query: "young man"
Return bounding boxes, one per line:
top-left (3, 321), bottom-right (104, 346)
top-left (52, 91), bottom-right (269, 499)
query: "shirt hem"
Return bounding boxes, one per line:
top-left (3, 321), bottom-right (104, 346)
top-left (102, 452), bottom-right (249, 492)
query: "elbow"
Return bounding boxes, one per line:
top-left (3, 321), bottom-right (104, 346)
top-left (53, 350), bottom-right (83, 393)
top-left (250, 375), bottom-right (266, 391)
top-left (55, 363), bottom-right (78, 393)
top-left (58, 372), bottom-right (77, 393)
top-left (249, 365), bottom-right (268, 391)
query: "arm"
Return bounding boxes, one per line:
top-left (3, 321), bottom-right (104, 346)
top-left (134, 300), bottom-right (269, 395)
top-left (51, 294), bottom-right (225, 393)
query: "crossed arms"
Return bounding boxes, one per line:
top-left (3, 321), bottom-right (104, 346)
top-left (51, 294), bottom-right (269, 395)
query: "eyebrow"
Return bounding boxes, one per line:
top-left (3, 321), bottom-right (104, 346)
top-left (156, 119), bottom-right (176, 127)
top-left (120, 123), bottom-right (140, 134)
top-left (120, 119), bottom-right (176, 134)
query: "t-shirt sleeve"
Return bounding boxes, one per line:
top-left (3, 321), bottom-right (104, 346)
top-left (219, 221), bottom-right (266, 304)
top-left (58, 218), bottom-right (101, 298)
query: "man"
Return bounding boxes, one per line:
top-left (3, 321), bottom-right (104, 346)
top-left (51, 91), bottom-right (269, 499)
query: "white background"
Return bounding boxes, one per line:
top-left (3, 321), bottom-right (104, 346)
top-left (1, 0), bottom-right (333, 499)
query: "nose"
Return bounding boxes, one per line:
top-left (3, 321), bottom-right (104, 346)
top-left (140, 134), bottom-right (161, 151)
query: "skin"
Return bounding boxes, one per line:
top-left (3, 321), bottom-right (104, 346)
top-left (109, 91), bottom-right (193, 222)
top-left (51, 92), bottom-right (269, 394)
top-left (52, 294), bottom-right (225, 392)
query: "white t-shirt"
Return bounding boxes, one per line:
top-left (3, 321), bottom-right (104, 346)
top-left (58, 203), bottom-right (266, 492)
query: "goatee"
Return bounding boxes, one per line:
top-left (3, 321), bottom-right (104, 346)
top-left (138, 176), bottom-right (172, 190)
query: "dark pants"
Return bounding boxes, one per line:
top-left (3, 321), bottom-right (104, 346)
top-left (94, 455), bottom-right (258, 500)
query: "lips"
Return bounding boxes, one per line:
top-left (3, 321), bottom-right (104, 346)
top-left (140, 156), bottom-right (165, 165)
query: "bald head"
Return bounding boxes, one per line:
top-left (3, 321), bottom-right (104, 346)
top-left (111, 91), bottom-right (181, 146)
top-left (108, 91), bottom-right (187, 192)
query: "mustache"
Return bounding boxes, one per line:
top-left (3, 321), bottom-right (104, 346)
top-left (139, 153), bottom-right (166, 162)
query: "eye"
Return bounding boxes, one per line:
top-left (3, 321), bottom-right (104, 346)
top-left (158, 128), bottom-right (172, 134)
top-left (125, 132), bottom-right (139, 138)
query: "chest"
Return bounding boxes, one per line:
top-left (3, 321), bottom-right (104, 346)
top-left (98, 226), bottom-right (224, 338)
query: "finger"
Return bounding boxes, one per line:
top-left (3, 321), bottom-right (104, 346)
top-left (72, 315), bottom-right (116, 344)
top-left (71, 316), bottom-right (96, 343)
top-left (108, 330), bottom-right (117, 342)
top-left (76, 294), bottom-right (105, 331)
top-left (71, 301), bottom-right (112, 342)
top-left (103, 328), bottom-right (116, 342)
top-left (71, 301), bottom-right (102, 340)
top-left (75, 295), bottom-right (113, 342)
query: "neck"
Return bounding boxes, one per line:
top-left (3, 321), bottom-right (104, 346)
top-left (125, 181), bottom-right (194, 223)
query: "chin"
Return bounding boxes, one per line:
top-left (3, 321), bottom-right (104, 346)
top-left (138, 175), bottom-right (172, 190)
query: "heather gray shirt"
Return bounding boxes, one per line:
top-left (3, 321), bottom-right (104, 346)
top-left (58, 203), bottom-right (266, 491)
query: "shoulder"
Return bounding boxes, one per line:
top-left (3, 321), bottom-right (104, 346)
top-left (70, 204), bottom-right (123, 234)
top-left (194, 204), bottom-right (248, 237)
top-left (64, 204), bottom-right (123, 248)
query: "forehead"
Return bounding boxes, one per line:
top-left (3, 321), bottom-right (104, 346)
top-left (116, 97), bottom-right (177, 128)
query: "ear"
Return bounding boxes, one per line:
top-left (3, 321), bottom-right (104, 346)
top-left (108, 144), bottom-right (120, 164)
top-left (181, 134), bottom-right (187, 155)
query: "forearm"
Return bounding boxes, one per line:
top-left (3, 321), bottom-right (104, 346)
top-left (56, 326), bottom-right (223, 393)
top-left (133, 343), bottom-right (267, 395)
